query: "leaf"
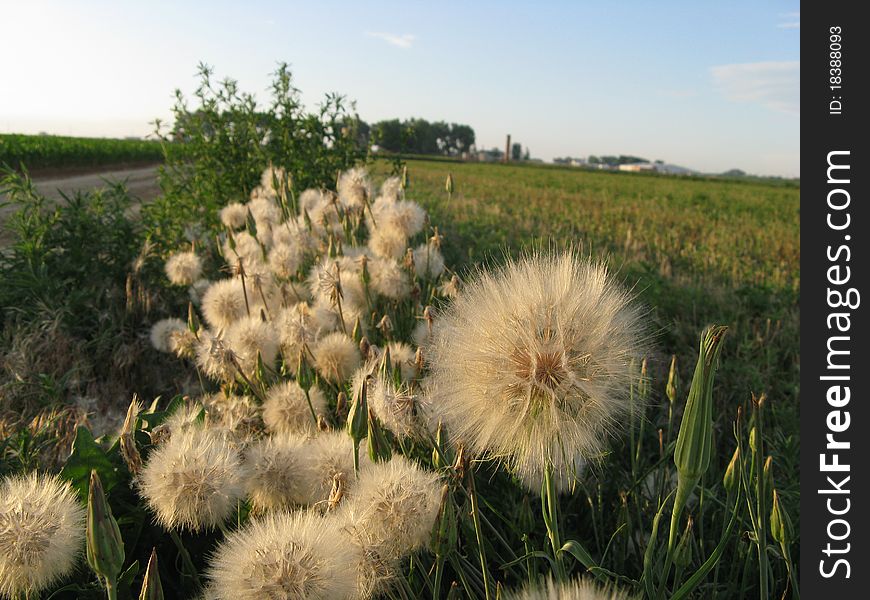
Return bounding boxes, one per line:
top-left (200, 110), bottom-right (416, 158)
top-left (559, 540), bottom-right (608, 584)
top-left (61, 426), bottom-right (121, 499)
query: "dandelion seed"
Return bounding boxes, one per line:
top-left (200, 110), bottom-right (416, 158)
top-left (312, 332), bottom-right (360, 384)
top-left (188, 277), bottom-right (212, 305)
top-left (207, 510), bottom-right (357, 600)
top-left (138, 427), bottom-right (244, 532)
top-left (438, 274), bottom-right (461, 298)
top-left (203, 391), bottom-right (261, 440)
top-left (242, 434), bottom-right (308, 512)
top-left (337, 455), bottom-right (441, 559)
top-left (149, 318), bottom-right (187, 353)
top-left (220, 202), bottom-right (248, 230)
top-left (195, 330), bottom-right (238, 383)
top-left (504, 577), bottom-right (637, 600)
top-left (368, 225), bottom-right (408, 260)
top-left (0, 473), bottom-right (85, 599)
top-left (426, 252), bottom-right (645, 491)
top-left (263, 380), bottom-right (327, 435)
top-left (379, 176), bottom-right (404, 202)
top-left (297, 431), bottom-right (368, 506)
top-left (368, 375), bottom-right (419, 438)
top-left (202, 278), bottom-right (248, 330)
top-left (385, 341), bottom-right (416, 381)
top-left (298, 188), bottom-right (327, 216)
top-left (248, 196), bottom-right (282, 227)
top-left (277, 303), bottom-right (326, 360)
top-left (165, 251), bottom-right (203, 286)
top-left (269, 242), bottom-right (303, 279)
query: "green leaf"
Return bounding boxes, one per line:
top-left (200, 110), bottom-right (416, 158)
top-left (61, 426), bottom-right (121, 500)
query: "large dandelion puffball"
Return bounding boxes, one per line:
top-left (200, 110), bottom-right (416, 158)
top-left (426, 253), bottom-right (644, 490)
top-left (413, 243), bottom-right (446, 279)
top-left (504, 578), bottom-right (637, 600)
top-left (338, 167), bottom-right (373, 211)
top-left (370, 258), bottom-right (411, 300)
top-left (139, 427), bottom-right (244, 532)
top-left (224, 315), bottom-right (279, 377)
top-left (0, 473), bottom-right (85, 599)
top-left (368, 376), bottom-right (420, 438)
top-left (296, 432), bottom-right (368, 506)
top-left (201, 278), bottom-right (248, 331)
top-left (242, 435), bottom-right (308, 512)
top-left (338, 455), bottom-right (441, 560)
top-left (149, 317), bottom-right (187, 353)
top-left (262, 381), bottom-right (327, 435)
top-left (220, 202), bottom-right (248, 230)
top-left (207, 510), bottom-right (357, 600)
top-left (312, 332), bottom-right (360, 384)
top-left (165, 251), bottom-right (203, 286)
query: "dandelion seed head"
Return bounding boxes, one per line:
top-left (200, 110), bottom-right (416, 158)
top-left (368, 376), bottom-right (419, 438)
top-left (220, 202), bottom-right (249, 230)
top-left (263, 381), bottom-right (327, 435)
top-left (0, 473), bottom-right (85, 599)
top-left (370, 258), bottom-right (411, 300)
top-left (312, 332), bottom-right (360, 384)
top-left (504, 578), bottom-right (637, 600)
top-left (368, 225), bottom-right (408, 260)
top-left (337, 456), bottom-right (441, 559)
top-left (242, 434), bottom-right (308, 512)
top-left (208, 510), bottom-right (357, 600)
top-left (413, 243), bottom-right (446, 279)
top-left (189, 277), bottom-right (212, 305)
top-left (426, 252), bottom-right (645, 488)
top-left (296, 432), bottom-right (367, 506)
top-left (165, 251), bottom-right (203, 286)
top-left (298, 189), bottom-right (327, 217)
top-left (150, 317), bottom-right (187, 353)
top-left (139, 427), bottom-right (244, 532)
top-left (248, 196), bottom-right (282, 227)
top-left (203, 391), bottom-right (261, 440)
top-left (225, 315), bottom-right (279, 378)
top-left (385, 341), bottom-right (416, 381)
top-left (195, 330), bottom-right (239, 382)
top-left (338, 167), bottom-right (373, 211)
top-left (202, 278), bottom-right (248, 330)
top-left (269, 242), bottom-right (303, 279)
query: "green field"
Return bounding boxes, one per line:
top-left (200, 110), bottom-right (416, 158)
top-left (0, 133), bottom-right (163, 171)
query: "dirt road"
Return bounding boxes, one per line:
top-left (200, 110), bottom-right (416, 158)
top-left (1, 165), bottom-right (161, 245)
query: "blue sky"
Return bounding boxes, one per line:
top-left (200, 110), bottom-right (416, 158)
top-left (0, 1), bottom-right (800, 176)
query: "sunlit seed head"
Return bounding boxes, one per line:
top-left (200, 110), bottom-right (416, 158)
top-left (312, 332), bottom-right (360, 384)
top-left (438, 274), bottom-right (461, 298)
top-left (338, 167), bottom-right (373, 211)
top-left (207, 510), bottom-right (357, 600)
top-left (368, 225), bottom-right (408, 261)
top-left (385, 341), bottom-right (416, 381)
top-left (390, 201), bottom-right (427, 238)
top-left (165, 251), bottom-right (203, 286)
top-left (298, 188), bottom-right (328, 217)
top-left (504, 577), bottom-right (637, 600)
top-left (379, 176), bottom-right (404, 202)
top-left (268, 242), bottom-right (303, 279)
top-left (263, 380), bottom-right (327, 435)
top-left (220, 202), bottom-right (249, 230)
top-left (260, 165), bottom-right (287, 192)
top-left (368, 375), bottom-right (420, 438)
top-left (277, 303), bottom-right (325, 360)
top-left (138, 427), bottom-right (244, 532)
top-left (201, 278), bottom-right (248, 330)
top-left (412, 320), bottom-right (434, 350)
top-left (412, 243), bottom-right (445, 279)
top-left (150, 317), bottom-right (187, 353)
top-left (195, 330), bottom-right (238, 383)
top-left (188, 277), bottom-right (212, 305)
top-left (242, 434), bottom-right (308, 512)
top-left (370, 258), bottom-right (411, 300)
top-left (426, 252), bottom-right (645, 488)
top-left (296, 431), bottom-right (369, 506)
top-left (225, 315), bottom-right (280, 377)
top-left (202, 391), bottom-right (261, 441)
top-left (0, 473), bottom-right (85, 599)
top-left (337, 455), bottom-right (441, 560)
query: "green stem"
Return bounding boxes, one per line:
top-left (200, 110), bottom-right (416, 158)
top-left (467, 468), bottom-right (493, 600)
top-left (543, 463), bottom-right (567, 582)
top-left (104, 576), bottom-right (118, 600)
top-left (169, 529), bottom-right (202, 589)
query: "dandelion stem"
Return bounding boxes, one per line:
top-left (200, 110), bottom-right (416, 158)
top-left (466, 467), bottom-right (493, 600)
top-left (542, 462), bottom-right (567, 582)
top-left (168, 529), bottom-right (202, 588)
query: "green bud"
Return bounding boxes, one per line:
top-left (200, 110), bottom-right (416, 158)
top-left (139, 548), bottom-right (164, 600)
top-left (763, 456), bottom-right (774, 500)
top-left (187, 302), bottom-right (201, 336)
top-left (245, 209), bottom-right (258, 238)
top-left (351, 317), bottom-right (362, 344)
top-left (346, 374), bottom-right (369, 445)
top-left (445, 173), bottom-right (454, 195)
top-left (401, 165), bottom-right (409, 189)
top-left (723, 446), bottom-right (739, 494)
top-left (770, 489), bottom-right (794, 547)
top-left (432, 420), bottom-right (453, 470)
top-left (669, 325), bottom-right (727, 551)
top-left (431, 484), bottom-right (457, 555)
top-left (86, 470), bottom-right (125, 585)
top-left (367, 407), bottom-right (392, 462)
top-left (749, 426), bottom-right (758, 456)
top-left (674, 516), bottom-right (694, 568)
top-left (296, 354), bottom-right (313, 392)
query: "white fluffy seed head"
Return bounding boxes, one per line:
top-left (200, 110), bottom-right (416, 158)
top-left (150, 317), bottom-right (187, 353)
top-left (268, 242), bottom-right (303, 279)
top-left (220, 202), bottom-right (248, 230)
top-left (0, 473), bottom-right (85, 599)
top-left (201, 278), bottom-right (248, 331)
top-left (263, 381), bottom-right (327, 435)
top-left (426, 252), bottom-right (645, 491)
top-left (370, 258), bottom-right (411, 300)
top-left (385, 341), bottom-right (416, 381)
top-left (312, 332), bottom-right (360, 384)
top-left (276, 303), bottom-right (324, 362)
top-left (224, 315), bottom-right (279, 377)
top-left (379, 177), bottom-right (404, 202)
top-left (296, 432), bottom-right (368, 506)
top-left (368, 225), bottom-right (407, 261)
top-left (338, 167), bottom-right (373, 211)
top-left (504, 578), bottom-right (637, 600)
top-left (337, 455), bottom-right (441, 560)
top-left (138, 427), bottom-right (244, 532)
top-left (413, 243), bottom-right (446, 279)
top-left (368, 376), bottom-right (420, 438)
top-left (195, 330), bottom-right (238, 383)
top-left (202, 391), bottom-right (260, 441)
top-left (298, 188), bottom-right (327, 217)
top-left (207, 510), bottom-right (358, 600)
top-left (165, 251), bottom-right (203, 286)
top-left (248, 196), bottom-right (282, 227)
top-left (242, 434), bottom-right (308, 512)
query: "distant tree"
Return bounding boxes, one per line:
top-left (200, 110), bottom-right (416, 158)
top-left (511, 143), bottom-right (522, 161)
top-left (588, 155), bottom-right (600, 164)
top-left (370, 118), bottom-right (476, 156)
top-left (523, 147), bottom-right (530, 161)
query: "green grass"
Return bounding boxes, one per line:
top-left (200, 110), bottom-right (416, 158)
top-left (0, 133), bottom-right (163, 171)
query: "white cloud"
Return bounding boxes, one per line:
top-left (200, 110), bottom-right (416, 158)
top-left (365, 31), bottom-right (416, 48)
top-left (711, 61), bottom-right (799, 114)
top-left (778, 11), bottom-right (799, 29)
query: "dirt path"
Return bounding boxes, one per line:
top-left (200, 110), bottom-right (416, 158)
top-left (1, 165), bottom-right (161, 245)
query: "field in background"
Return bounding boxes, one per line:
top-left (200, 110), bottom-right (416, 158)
top-left (0, 133), bottom-right (163, 172)
top-left (389, 158), bottom-right (800, 480)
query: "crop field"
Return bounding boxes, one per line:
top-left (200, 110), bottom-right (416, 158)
top-left (0, 66), bottom-right (799, 600)
top-left (0, 133), bottom-right (163, 172)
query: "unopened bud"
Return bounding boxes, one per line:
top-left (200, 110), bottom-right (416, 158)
top-left (87, 471), bottom-right (125, 585)
top-left (666, 354), bottom-right (678, 405)
top-left (367, 408), bottom-right (392, 462)
top-left (770, 489), bottom-right (794, 547)
top-left (445, 173), bottom-right (454, 195)
top-left (120, 396), bottom-right (143, 477)
top-left (723, 446), bottom-right (740, 494)
top-left (139, 548), bottom-right (164, 600)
